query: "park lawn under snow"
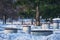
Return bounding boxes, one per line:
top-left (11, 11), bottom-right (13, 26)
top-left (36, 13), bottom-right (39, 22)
top-left (0, 24), bottom-right (60, 40)
top-left (0, 33), bottom-right (47, 40)
top-left (0, 32), bottom-right (60, 40)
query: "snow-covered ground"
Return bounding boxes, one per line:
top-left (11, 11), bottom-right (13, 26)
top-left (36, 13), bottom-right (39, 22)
top-left (0, 33), bottom-right (47, 40)
top-left (0, 24), bottom-right (49, 40)
top-left (0, 20), bottom-right (60, 40)
top-left (0, 32), bottom-right (60, 40)
top-left (46, 34), bottom-right (60, 40)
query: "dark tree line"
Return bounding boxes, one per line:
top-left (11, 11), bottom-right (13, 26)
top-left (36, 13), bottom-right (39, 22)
top-left (15, 0), bottom-right (60, 26)
top-left (15, 0), bottom-right (60, 18)
top-left (0, 0), bottom-right (60, 25)
top-left (0, 0), bottom-right (18, 24)
top-left (0, 0), bottom-right (18, 18)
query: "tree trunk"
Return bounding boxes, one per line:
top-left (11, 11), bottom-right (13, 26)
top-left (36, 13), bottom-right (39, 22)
top-left (31, 18), bottom-right (33, 25)
top-left (3, 15), bottom-right (6, 24)
top-left (36, 5), bottom-right (40, 26)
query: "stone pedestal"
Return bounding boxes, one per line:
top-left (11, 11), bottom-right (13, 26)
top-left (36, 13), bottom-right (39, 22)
top-left (23, 26), bottom-right (31, 34)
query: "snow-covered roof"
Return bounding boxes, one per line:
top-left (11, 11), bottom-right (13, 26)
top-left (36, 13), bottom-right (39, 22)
top-left (53, 18), bottom-right (60, 20)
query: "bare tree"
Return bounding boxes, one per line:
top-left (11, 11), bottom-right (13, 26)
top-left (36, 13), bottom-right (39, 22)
top-left (0, 0), bottom-right (18, 24)
top-left (35, 0), bottom-right (40, 26)
top-left (35, 4), bottom-right (40, 26)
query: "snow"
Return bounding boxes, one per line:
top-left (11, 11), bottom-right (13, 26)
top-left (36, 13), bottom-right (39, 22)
top-left (46, 34), bottom-right (60, 40)
top-left (0, 24), bottom-right (47, 40)
top-left (0, 31), bottom-right (60, 40)
top-left (0, 33), bottom-right (47, 40)
top-left (0, 24), bottom-right (23, 29)
top-left (53, 18), bottom-right (60, 20)
top-left (0, 24), bottom-right (60, 40)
